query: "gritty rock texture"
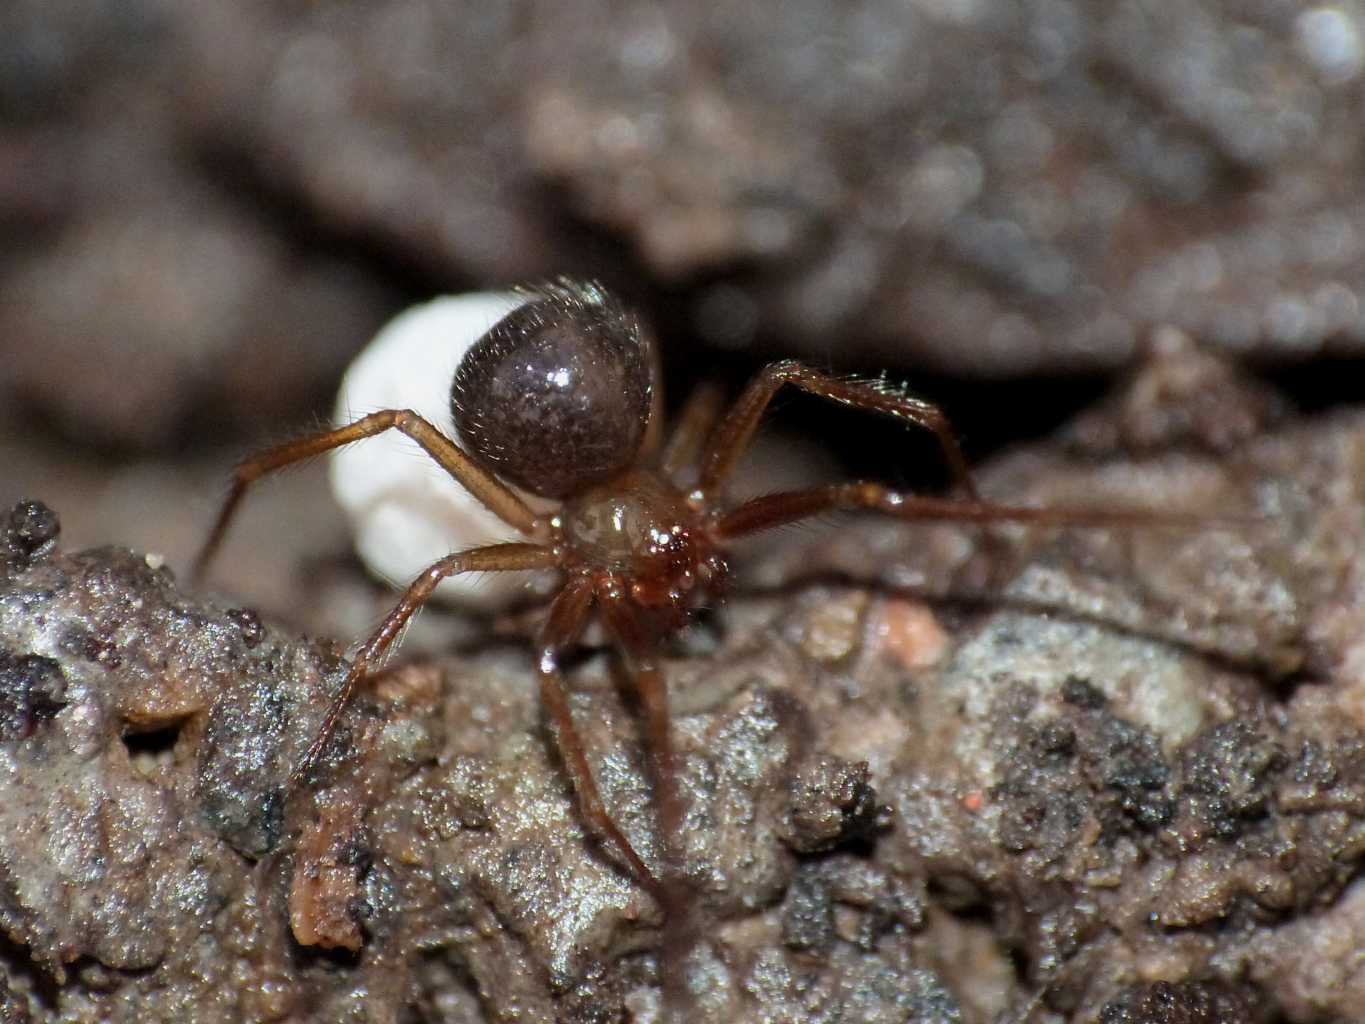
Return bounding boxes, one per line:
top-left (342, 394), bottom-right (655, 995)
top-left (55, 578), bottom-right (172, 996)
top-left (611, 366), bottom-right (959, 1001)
top-left (2, 349), bottom-right (1365, 1021)
top-left (1098, 981), bottom-right (1254, 1024)
top-left (0, 503), bottom-right (957, 1022)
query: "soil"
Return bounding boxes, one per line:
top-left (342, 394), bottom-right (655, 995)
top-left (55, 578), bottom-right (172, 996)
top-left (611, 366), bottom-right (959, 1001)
top-left (3, 345), bottom-right (1365, 1022)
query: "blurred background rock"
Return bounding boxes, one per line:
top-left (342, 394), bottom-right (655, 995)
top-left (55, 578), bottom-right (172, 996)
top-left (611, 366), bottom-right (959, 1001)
top-left (3, 0), bottom-right (1365, 621)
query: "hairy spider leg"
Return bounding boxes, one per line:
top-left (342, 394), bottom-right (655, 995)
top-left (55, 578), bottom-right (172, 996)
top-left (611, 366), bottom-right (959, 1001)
top-left (294, 543), bottom-right (559, 781)
top-left (712, 482), bottom-right (1204, 539)
top-left (536, 576), bottom-right (667, 897)
top-left (699, 360), bottom-right (981, 499)
top-left (191, 409), bottom-right (542, 583)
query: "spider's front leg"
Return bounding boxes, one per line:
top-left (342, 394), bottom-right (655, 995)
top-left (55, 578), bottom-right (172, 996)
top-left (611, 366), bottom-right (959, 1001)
top-left (699, 360), bottom-right (980, 498)
top-left (535, 577), bottom-right (666, 898)
top-left (192, 409), bottom-right (540, 583)
top-left (295, 543), bottom-right (558, 780)
top-left (599, 597), bottom-right (697, 1022)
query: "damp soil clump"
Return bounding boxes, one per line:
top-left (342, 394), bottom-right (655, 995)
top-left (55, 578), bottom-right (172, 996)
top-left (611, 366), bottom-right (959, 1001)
top-left (4, 347), bottom-right (1365, 1020)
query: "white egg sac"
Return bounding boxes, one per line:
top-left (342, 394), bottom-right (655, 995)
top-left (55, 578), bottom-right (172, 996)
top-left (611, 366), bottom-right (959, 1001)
top-left (329, 292), bottom-right (556, 608)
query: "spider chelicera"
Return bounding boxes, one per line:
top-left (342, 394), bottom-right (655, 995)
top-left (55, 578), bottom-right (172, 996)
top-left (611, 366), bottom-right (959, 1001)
top-left (192, 279), bottom-right (1159, 976)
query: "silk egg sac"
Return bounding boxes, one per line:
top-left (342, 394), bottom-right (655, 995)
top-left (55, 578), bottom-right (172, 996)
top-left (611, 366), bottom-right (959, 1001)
top-left (329, 291), bottom-right (558, 608)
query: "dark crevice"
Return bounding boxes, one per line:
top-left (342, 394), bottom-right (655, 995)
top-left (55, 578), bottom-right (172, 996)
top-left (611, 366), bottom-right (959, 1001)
top-left (120, 721), bottom-right (184, 766)
top-left (0, 929), bottom-right (60, 1012)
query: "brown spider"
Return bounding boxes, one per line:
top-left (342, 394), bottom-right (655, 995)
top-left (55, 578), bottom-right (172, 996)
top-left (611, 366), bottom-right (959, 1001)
top-left (192, 279), bottom-right (1163, 1005)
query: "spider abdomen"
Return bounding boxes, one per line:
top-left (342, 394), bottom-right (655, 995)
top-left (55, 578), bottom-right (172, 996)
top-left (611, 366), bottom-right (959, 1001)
top-left (451, 281), bottom-right (654, 499)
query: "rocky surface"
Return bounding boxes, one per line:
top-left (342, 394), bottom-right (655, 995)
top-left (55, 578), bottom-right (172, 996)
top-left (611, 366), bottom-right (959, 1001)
top-left (2, 349), bottom-right (1365, 1021)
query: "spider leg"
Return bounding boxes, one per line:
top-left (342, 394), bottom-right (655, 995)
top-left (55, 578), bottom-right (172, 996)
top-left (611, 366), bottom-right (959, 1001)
top-left (637, 324), bottom-right (668, 459)
top-left (658, 380), bottom-right (726, 483)
top-left (537, 577), bottom-right (665, 898)
top-left (599, 599), bottom-right (694, 1021)
top-left (699, 360), bottom-right (979, 499)
top-left (713, 481), bottom-right (1190, 540)
top-left (597, 603), bottom-right (683, 874)
top-left (192, 409), bottom-right (542, 583)
top-left (293, 542), bottom-right (557, 781)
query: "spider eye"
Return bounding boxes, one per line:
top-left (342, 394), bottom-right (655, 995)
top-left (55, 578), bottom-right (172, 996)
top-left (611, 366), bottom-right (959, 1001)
top-left (450, 281), bottom-right (655, 499)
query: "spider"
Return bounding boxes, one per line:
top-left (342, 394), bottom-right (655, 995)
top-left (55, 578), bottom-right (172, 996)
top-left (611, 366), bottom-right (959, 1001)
top-left (192, 279), bottom-right (1162, 1003)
